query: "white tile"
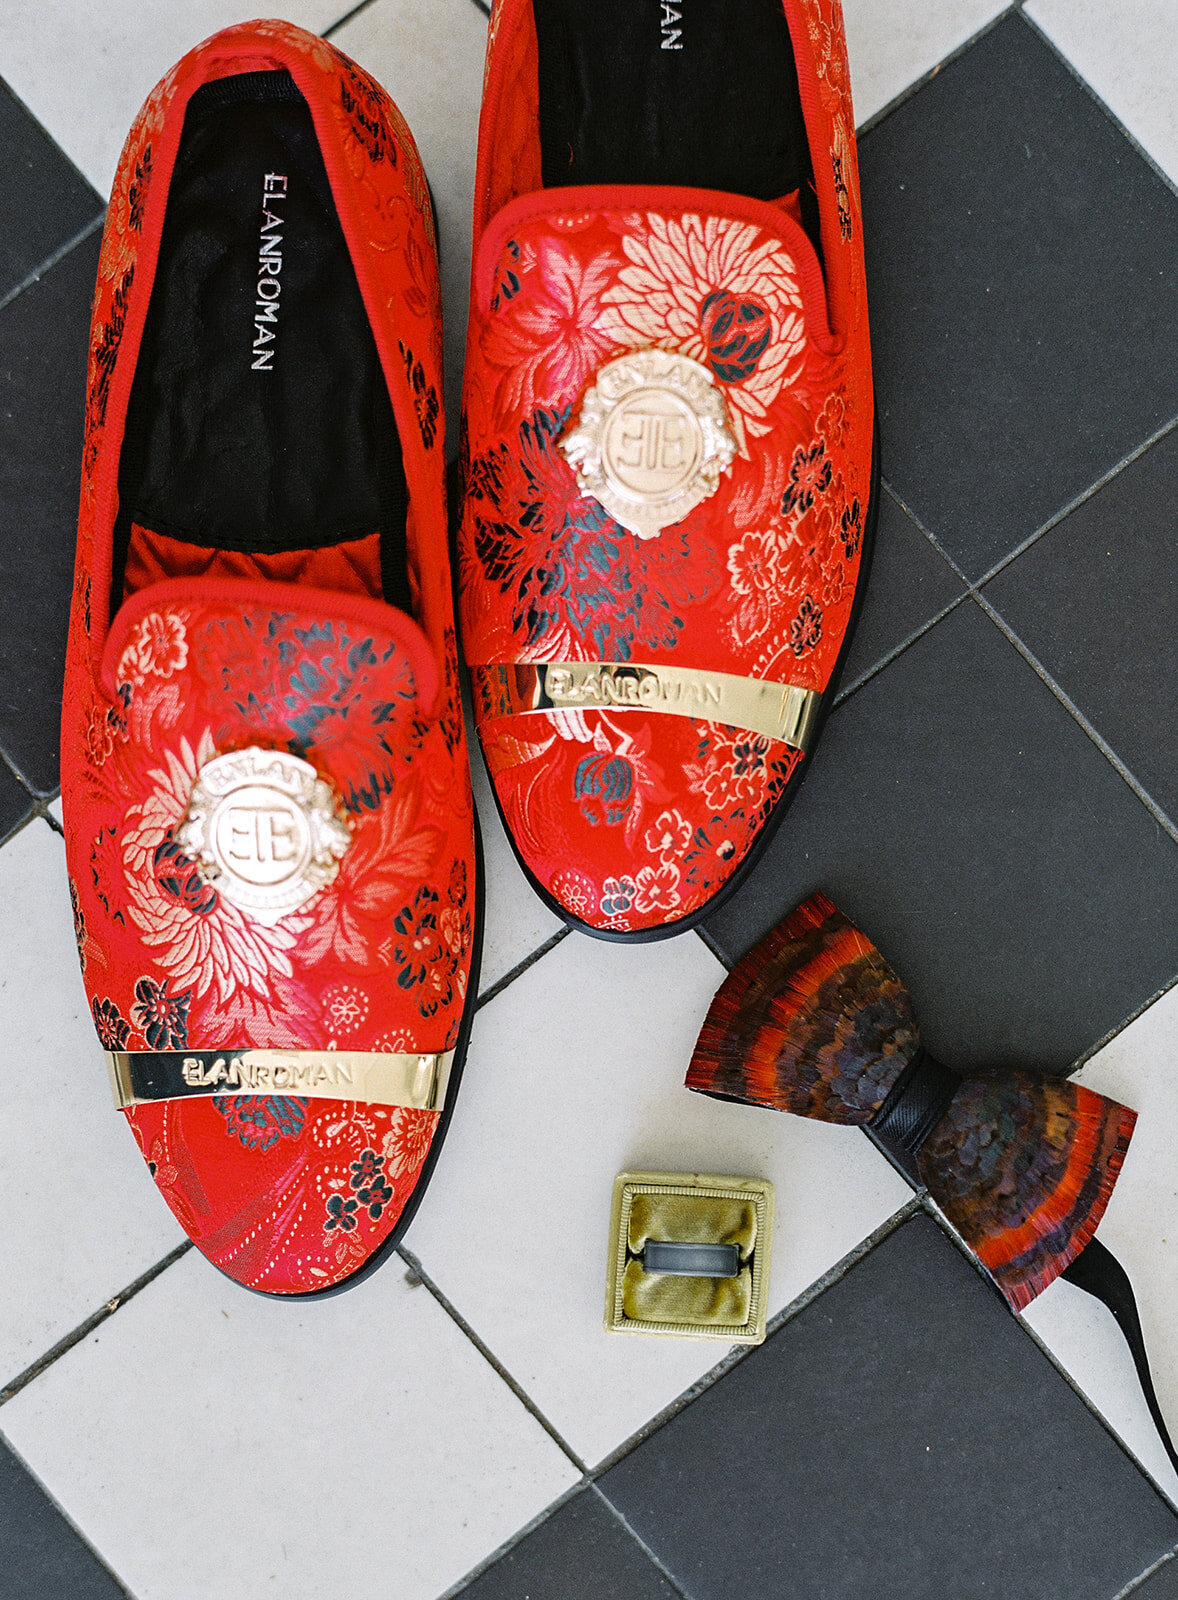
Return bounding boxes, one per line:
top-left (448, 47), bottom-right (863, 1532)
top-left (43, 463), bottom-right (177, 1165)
top-left (473, 752), bottom-right (565, 995)
top-left (47, 796), bottom-right (63, 824)
top-left (842, 0), bottom-right (1008, 126)
top-left (0, 1), bottom-right (342, 199)
top-left (0, 822), bottom-right (182, 1383)
top-left (1, 1248), bottom-right (578, 1600)
top-left (405, 931), bottom-right (914, 1465)
top-left (1022, 983), bottom-right (1178, 1504)
top-left (1027, 0), bottom-right (1178, 186)
top-left (334, 0), bottom-right (487, 435)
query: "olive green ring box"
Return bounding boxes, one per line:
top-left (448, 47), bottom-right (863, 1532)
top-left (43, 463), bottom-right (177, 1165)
top-left (604, 1171), bottom-right (774, 1344)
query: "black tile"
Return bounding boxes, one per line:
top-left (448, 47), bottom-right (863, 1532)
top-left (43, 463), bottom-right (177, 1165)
top-left (984, 425), bottom-right (1178, 824)
top-left (702, 601), bottom-right (1178, 1072)
top-left (0, 230), bottom-right (98, 794)
top-left (0, 1436), bottom-right (129, 1599)
top-left (839, 485), bottom-right (965, 691)
top-left (1126, 1556), bottom-right (1178, 1598)
top-left (0, 80), bottom-right (102, 300)
top-left (457, 1490), bottom-right (679, 1600)
top-left (860, 14), bottom-right (1178, 578)
top-left (600, 1215), bottom-right (1178, 1600)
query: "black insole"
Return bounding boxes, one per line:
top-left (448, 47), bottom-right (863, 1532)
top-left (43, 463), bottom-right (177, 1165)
top-left (533, 0), bottom-right (817, 229)
top-left (113, 69), bottom-right (410, 610)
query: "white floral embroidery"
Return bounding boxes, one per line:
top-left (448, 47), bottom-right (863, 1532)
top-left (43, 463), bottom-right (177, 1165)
top-left (601, 213), bottom-right (806, 450)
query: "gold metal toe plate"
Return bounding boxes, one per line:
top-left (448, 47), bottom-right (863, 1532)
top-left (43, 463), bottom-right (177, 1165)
top-left (106, 1048), bottom-right (455, 1112)
top-left (473, 661), bottom-right (822, 752)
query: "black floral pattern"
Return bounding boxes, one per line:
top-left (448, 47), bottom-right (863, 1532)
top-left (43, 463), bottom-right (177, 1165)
top-left (840, 497), bottom-right (862, 559)
top-left (339, 63), bottom-right (397, 166)
top-left (700, 289), bottom-right (771, 383)
top-left (85, 267), bottom-right (134, 469)
top-left (324, 1194), bottom-right (359, 1233)
top-left (131, 976), bottom-right (191, 1049)
top-left (153, 835), bottom-right (217, 916)
top-left (126, 145), bottom-right (151, 231)
top-left (91, 997), bottom-right (130, 1050)
top-left (832, 153), bottom-right (854, 242)
top-left (350, 1149), bottom-right (393, 1219)
top-left (399, 341), bottom-right (439, 451)
top-left (69, 878), bottom-right (86, 965)
top-left (781, 440), bottom-right (832, 518)
top-left (790, 594), bottom-right (824, 656)
top-left (393, 886), bottom-right (441, 988)
top-left (489, 239), bottom-right (522, 312)
top-left (215, 1096), bottom-right (306, 1152)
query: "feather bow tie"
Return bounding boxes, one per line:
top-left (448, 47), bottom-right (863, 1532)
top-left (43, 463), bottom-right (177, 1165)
top-left (686, 892), bottom-right (1175, 1472)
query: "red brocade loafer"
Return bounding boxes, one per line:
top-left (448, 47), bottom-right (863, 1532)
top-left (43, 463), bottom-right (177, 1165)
top-left (458, 0), bottom-right (877, 938)
top-left (61, 22), bottom-right (479, 1294)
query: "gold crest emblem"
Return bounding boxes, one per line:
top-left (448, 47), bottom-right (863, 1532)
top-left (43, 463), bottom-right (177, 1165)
top-left (176, 747), bottom-right (351, 925)
top-left (560, 350), bottom-right (738, 540)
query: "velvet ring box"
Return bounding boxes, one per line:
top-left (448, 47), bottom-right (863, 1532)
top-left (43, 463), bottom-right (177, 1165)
top-left (605, 1172), bottom-right (774, 1344)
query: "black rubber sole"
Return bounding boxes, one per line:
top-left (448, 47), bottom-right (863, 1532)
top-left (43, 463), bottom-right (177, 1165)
top-left (477, 416), bottom-right (882, 945)
top-left (217, 812), bottom-right (486, 1301)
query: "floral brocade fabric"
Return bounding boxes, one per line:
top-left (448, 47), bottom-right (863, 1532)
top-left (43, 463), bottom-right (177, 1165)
top-left (461, 0), bottom-right (874, 932)
top-left (61, 23), bottom-right (474, 1293)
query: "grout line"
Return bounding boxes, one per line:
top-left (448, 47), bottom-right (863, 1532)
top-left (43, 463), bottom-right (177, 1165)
top-left (1013, 1280), bottom-right (1178, 1517)
top-left (0, 1433), bottom-right (137, 1600)
top-left (466, 0), bottom-right (492, 16)
top-left (476, 926), bottom-right (571, 1011)
top-left (0, 1241), bottom-right (192, 1407)
top-left (877, 477), bottom-right (972, 583)
top-left (855, 4), bottom-right (1023, 139)
top-left (586, 1484), bottom-right (693, 1600)
top-left (972, 590), bottom-right (1178, 845)
top-left (850, 474), bottom-right (1178, 854)
top-left (396, 1242), bottom-right (588, 1473)
top-left (321, 0), bottom-right (380, 37)
top-left (1113, 1549), bottom-right (1178, 1600)
top-left (1018, 8), bottom-right (1178, 209)
top-left (973, 410), bottom-right (1178, 590)
top-left (918, 1195), bottom-right (1178, 1513)
top-left (585, 1195), bottom-right (924, 1479)
top-left (693, 921), bottom-right (728, 967)
top-left (833, 590), bottom-right (969, 708)
top-left (1071, 968), bottom-right (1178, 1074)
top-left (0, 791), bottom-right (63, 851)
top-left (0, 211), bottom-right (105, 317)
top-left (437, 1480), bottom-right (590, 1600)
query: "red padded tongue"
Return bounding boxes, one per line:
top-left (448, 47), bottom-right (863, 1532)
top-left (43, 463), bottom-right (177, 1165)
top-left (103, 576), bottom-right (438, 709)
top-left (473, 183), bottom-right (831, 340)
top-left (101, 577), bottom-right (439, 816)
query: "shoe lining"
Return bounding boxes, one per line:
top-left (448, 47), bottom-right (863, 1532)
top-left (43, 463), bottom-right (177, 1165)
top-left (112, 68), bottom-right (410, 613)
top-left (531, 0), bottom-right (819, 238)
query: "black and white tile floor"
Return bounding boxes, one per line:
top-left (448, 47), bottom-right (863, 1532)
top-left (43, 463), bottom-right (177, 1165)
top-left (1, 3), bottom-right (1177, 1597)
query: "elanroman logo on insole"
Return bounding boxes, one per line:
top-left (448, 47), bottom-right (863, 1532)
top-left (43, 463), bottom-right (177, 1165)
top-left (660, 0), bottom-right (683, 49)
top-left (252, 173), bottom-right (287, 371)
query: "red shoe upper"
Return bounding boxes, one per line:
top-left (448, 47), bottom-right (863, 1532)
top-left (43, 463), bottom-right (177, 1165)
top-left (62, 21), bottom-right (476, 1293)
top-left (459, 0), bottom-right (873, 934)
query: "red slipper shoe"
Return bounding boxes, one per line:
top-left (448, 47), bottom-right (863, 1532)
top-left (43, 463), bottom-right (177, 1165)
top-left (61, 22), bottom-right (479, 1295)
top-left (458, 0), bottom-right (876, 939)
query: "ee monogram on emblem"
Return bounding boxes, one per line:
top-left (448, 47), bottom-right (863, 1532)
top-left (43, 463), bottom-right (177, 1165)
top-left (560, 349), bottom-right (738, 540)
top-left (177, 746), bottom-right (351, 924)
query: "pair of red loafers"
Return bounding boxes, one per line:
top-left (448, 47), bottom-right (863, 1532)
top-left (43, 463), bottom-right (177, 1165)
top-left (62, 3), bottom-right (876, 1293)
